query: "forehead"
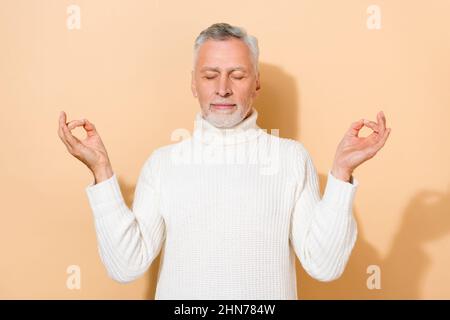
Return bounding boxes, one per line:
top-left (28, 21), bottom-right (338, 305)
top-left (196, 38), bottom-right (253, 70)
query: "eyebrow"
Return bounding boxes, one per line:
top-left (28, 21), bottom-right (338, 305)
top-left (199, 66), bottom-right (248, 73)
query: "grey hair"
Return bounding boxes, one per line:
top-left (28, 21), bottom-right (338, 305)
top-left (193, 23), bottom-right (259, 73)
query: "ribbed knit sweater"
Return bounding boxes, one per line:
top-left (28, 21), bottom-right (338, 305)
top-left (85, 107), bottom-right (359, 300)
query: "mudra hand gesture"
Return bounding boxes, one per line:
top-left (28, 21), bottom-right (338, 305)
top-left (57, 111), bottom-right (113, 183)
top-left (331, 111), bottom-right (391, 182)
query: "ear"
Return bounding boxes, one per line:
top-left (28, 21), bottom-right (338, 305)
top-left (253, 71), bottom-right (261, 98)
top-left (191, 70), bottom-right (198, 97)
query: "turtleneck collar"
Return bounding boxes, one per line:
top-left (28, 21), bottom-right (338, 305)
top-left (192, 107), bottom-right (264, 146)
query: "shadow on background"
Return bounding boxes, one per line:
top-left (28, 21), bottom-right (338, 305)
top-left (113, 62), bottom-right (450, 300)
top-left (298, 177), bottom-right (450, 299)
top-left (256, 63), bottom-right (299, 140)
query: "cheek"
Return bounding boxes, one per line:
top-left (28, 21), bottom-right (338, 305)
top-left (197, 82), bottom-right (217, 98)
top-left (234, 83), bottom-right (255, 101)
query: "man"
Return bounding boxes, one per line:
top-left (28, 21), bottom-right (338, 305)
top-left (57, 23), bottom-right (391, 299)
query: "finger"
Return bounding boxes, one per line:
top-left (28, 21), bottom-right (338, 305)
top-left (348, 119), bottom-right (365, 137)
top-left (63, 125), bottom-right (82, 147)
top-left (58, 111), bottom-right (66, 136)
top-left (58, 111), bottom-right (72, 150)
top-left (371, 127), bottom-right (391, 154)
top-left (377, 111), bottom-right (386, 135)
top-left (58, 130), bottom-right (72, 151)
top-left (377, 127), bottom-right (391, 148)
top-left (67, 119), bottom-right (86, 130)
top-left (59, 112), bottom-right (82, 148)
top-left (84, 119), bottom-right (98, 137)
top-left (363, 119), bottom-right (380, 133)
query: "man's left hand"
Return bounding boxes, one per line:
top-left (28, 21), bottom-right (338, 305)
top-left (331, 111), bottom-right (391, 182)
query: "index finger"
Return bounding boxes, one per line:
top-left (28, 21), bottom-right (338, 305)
top-left (347, 119), bottom-right (365, 137)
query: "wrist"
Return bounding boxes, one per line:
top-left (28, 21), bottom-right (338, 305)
top-left (331, 165), bottom-right (353, 183)
top-left (91, 164), bottom-right (113, 184)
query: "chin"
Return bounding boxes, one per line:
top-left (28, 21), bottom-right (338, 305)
top-left (201, 104), bottom-right (252, 127)
top-left (206, 110), bottom-right (244, 128)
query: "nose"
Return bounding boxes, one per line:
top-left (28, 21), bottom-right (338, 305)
top-left (216, 75), bottom-right (232, 97)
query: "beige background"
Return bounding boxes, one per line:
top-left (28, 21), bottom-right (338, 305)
top-left (1, 0), bottom-right (449, 299)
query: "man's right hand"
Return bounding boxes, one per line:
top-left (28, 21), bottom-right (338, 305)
top-left (58, 111), bottom-right (113, 184)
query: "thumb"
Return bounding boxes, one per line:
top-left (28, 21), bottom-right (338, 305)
top-left (84, 119), bottom-right (97, 135)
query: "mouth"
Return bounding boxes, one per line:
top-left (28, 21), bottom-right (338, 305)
top-left (211, 103), bottom-right (236, 110)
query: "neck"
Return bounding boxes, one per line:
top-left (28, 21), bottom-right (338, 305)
top-left (192, 107), bottom-right (263, 146)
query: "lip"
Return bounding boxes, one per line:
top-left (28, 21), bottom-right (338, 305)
top-left (211, 104), bottom-right (236, 109)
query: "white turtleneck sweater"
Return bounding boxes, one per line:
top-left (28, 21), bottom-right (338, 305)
top-left (85, 107), bottom-right (359, 300)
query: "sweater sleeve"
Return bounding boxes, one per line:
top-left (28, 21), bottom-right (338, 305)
top-left (85, 150), bottom-right (166, 283)
top-left (289, 143), bottom-right (358, 282)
